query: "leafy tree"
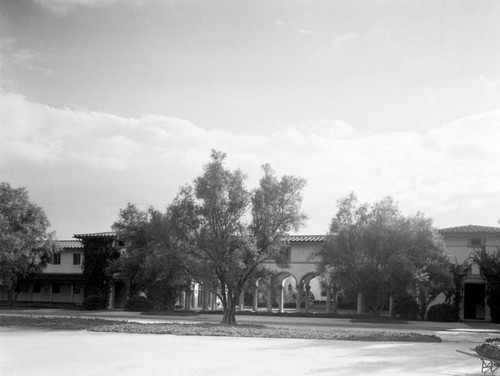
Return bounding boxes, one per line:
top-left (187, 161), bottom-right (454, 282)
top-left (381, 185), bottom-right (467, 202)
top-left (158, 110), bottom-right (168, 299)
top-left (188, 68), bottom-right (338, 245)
top-left (111, 203), bottom-right (190, 310)
top-left (473, 246), bottom-right (500, 323)
top-left (0, 182), bottom-right (55, 305)
top-left (80, 236), bottom-right (120, 306)
top-left (317, 193), bottom-right (449, 318)
top-left (444, 259), bottom-right (471, 318)
top-left (170, 151), bottom-right (306, 325)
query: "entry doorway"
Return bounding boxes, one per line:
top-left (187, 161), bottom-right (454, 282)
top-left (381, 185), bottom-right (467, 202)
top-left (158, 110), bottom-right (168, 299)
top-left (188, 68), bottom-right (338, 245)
top-left (113, 282), bottom-right (128, 309)
top-left (464, 283), bottom-right (486, 320)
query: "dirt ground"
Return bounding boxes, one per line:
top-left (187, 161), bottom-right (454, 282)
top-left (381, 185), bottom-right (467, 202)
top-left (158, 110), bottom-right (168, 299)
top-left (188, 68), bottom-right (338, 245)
top-left (0, 326), bottom-right (492, 376)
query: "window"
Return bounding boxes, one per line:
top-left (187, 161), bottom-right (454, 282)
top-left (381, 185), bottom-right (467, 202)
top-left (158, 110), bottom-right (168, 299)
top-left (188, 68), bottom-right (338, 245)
top-left (33, 283), bottom-right (41, 293)
top-left (280, 246), bottom-right (292, 262)
top-left (52, 283), bottom-right (61, 294)
top-left (73, 253), bottom-right (81, 265)
top-left (470, 238), bottom-right (482, 248)
top-left (53, 253), bottom-right (61, 265)
top-left (73, 285), bottom-right (81, 294)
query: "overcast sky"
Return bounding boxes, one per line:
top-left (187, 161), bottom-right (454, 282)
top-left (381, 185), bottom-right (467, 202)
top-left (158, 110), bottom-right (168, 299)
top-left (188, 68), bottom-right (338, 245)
top-left (1, 0), bottom-right (499, 239)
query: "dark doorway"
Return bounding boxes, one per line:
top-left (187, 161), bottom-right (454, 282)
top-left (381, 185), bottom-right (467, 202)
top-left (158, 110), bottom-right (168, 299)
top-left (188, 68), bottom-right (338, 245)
top-left (114, 282), bottom-right (128, 309)
top-left (464, 283), bottom-right (486, 320)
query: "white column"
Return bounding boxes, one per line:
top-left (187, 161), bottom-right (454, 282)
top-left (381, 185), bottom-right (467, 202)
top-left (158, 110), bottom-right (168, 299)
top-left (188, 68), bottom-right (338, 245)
top-left (252, 282), bottom-right (259, 312)
top-left (239, 290), bottom-right (245, 311)
top-left (278, 284), bottom-right (284, 313)
top-left (357, 292), bottom-right (364, 314)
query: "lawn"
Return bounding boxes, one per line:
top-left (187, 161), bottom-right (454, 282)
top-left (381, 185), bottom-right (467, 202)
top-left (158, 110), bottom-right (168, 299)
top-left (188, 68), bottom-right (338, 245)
top-left (0, 314), bottom-right (441, 342)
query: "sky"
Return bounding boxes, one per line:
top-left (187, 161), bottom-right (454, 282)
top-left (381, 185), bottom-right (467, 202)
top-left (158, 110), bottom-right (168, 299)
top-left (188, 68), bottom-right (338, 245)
top-left (1, 0), bottom-right (499, 239)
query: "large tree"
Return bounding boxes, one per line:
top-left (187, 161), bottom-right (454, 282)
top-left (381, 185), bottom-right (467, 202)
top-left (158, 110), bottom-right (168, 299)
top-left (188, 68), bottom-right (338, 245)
top-left (316, 193), bottom-right (449, 317)
top-left (473, 246), bottom-right (500, 323)
top-left (111, 203), bottom-right (189, 310)
top-left (170, 151), bottom-right (307, 325)
top-left (0, 182), bottom-right (55, 305)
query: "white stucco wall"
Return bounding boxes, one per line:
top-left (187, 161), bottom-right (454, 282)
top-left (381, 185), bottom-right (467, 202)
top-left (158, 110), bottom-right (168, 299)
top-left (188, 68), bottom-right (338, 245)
top-left (45, 250), bottom-right (84, 274)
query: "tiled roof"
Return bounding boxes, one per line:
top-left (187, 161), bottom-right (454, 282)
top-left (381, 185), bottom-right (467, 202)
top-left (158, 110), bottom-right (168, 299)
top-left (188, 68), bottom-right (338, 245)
top-left (288, 235), bottom-right (326, 243)
top-left (74, 231), bottom-right (117, 239)
top-left (55, 240), bottom-right (83, 249)
top-left (439, 225), bottom-right (500, 234)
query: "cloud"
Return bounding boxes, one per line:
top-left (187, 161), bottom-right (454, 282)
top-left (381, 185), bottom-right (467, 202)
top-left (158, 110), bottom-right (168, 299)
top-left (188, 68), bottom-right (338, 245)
top-left (332, 32), bottom-right (357, 46)
top-left (1, 91), bottom-right (499, 238)
top-left (478, 75), bottom-right (500, 91)
top-left (33, 0), bottom-right (146, 14)
top-left (0, 37), bottom-right (54, 77)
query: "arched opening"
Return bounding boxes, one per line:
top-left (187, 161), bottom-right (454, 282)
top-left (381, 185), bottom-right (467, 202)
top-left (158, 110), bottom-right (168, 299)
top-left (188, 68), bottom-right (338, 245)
top-left (297, 272), bottom-right (321, 313)
top-left (240, 272), bottom-right (297, 313)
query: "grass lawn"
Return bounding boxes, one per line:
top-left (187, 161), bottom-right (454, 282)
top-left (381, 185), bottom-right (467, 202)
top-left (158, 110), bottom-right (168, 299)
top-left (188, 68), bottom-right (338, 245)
top-left (0, 314), bottom-right (441, 342)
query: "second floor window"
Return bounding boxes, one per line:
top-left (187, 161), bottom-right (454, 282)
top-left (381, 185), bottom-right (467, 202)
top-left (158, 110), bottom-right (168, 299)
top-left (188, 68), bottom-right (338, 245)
top-left (53, 253), bottom-right (61, 265)
top-left (470, 238), bottom-right (482, 248)
top-left (73, 253), bottom-right (81, 265)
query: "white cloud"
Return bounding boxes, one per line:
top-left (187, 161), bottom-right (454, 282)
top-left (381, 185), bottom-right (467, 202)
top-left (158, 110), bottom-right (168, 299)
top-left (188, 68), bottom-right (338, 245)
top-left (478, 75), bottom-right (500, 91)
top-left (33, 0), bottom-right (146, 14)
top-left (1, 91), bottom-right (499, 238)
top-left (332, 32), bottom-right (357, 46)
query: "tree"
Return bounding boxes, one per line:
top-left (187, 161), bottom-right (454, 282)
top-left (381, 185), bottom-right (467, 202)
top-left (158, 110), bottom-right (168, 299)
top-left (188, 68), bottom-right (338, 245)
top-left (79, 235), bottom-right (120, 306)
top-left (170, 151), bottom-right (307, 325)
top-left (111, 203), bottom-right (190, 310)
top-left (316, 193), bottom-right (449, 318)
top-left (0, 182), bottom-right (55, 305)
top-left (473, 246), bottom-right (500, 323)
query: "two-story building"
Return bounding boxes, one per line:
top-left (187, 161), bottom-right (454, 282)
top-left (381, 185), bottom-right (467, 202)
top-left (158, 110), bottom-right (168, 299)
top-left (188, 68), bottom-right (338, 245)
top-left (2, 224), bottom-right (499, 321)
top-left (438, 224), bottom-right (500, 321)
top-left (0, 240), bottom-right (85, 304)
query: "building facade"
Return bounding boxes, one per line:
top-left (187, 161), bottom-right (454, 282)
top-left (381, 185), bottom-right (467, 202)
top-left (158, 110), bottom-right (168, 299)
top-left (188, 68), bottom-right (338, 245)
top-left (2, 224), bottom-right (500, 321)
top-left (438, 225), bottom-right (500, 321)
top-left (0, 240), bottom-right (85, 304)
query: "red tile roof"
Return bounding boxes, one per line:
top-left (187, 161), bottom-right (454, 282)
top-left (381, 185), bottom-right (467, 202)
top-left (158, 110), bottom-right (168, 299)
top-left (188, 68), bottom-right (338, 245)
top-left (439, 225), bottom-right (500, 234)
top-left (288, 235), bottom-right (326, 243)
top-left (74, 231), bottom-right (117, 239)
top-left (56, 240), bottom-right (83, 249)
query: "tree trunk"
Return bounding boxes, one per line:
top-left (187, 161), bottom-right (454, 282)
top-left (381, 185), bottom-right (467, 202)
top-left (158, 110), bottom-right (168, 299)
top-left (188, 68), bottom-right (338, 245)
top-left (7, 289), bottom-right (18, 306)
top-left (220, 290), bottom-right (238, 325)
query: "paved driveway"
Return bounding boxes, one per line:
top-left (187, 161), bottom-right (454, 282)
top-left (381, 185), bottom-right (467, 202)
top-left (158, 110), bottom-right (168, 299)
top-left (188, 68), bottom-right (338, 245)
top-left (1, 309), bottom-right (499, 375)
top-left (0, 326), bottom-right (491, 376)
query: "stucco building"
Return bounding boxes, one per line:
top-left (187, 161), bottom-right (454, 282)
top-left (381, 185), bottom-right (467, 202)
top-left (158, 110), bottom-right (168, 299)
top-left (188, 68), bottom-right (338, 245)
top-left (0, 240), bottom-right (85, 304)
top-left (2, 224), bottom-right (500, 321)
top-left (438, 224), bottom-right (500, 321)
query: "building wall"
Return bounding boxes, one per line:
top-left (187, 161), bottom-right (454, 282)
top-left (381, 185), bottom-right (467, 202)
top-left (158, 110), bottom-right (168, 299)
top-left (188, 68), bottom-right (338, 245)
top-left (433, 232), bottom-right (500, 320)
top-left (264, 241), bottom-right (323, 283)
top-left (45, 250), bottom-right (84, 274)
top-left (0, 245), bottom-right (85, 304)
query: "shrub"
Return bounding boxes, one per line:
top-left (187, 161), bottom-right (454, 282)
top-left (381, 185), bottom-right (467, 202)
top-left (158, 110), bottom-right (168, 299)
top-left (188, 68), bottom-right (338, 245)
top-left (82, 295), bottom-right (108, 310)
top-left (124, 296), bottom-right (153, 312)
top-left (426, 303), bottom-right (459, 322)
top-left (393, 296), bottom-right (420, 320)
